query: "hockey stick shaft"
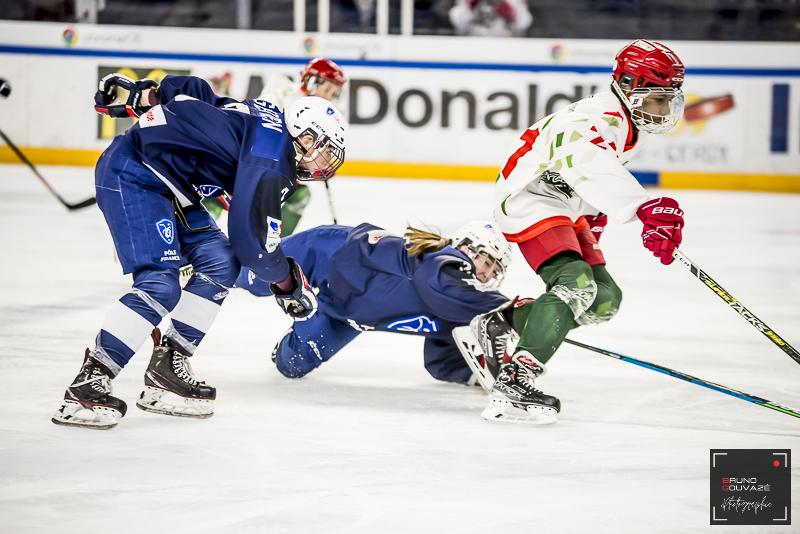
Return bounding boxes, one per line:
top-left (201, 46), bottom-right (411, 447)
top-left (0, 128), bottom-right (96, 210)
top-left (564, 338), bottom-right (800, 419)
top-left (672, 249), bottom-right (800, 366)
top-left (324, 180), bottom-right (338, 224)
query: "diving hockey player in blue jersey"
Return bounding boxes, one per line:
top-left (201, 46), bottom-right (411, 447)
top-left (52, 74), bottom-right (347, 429)
top-left (236, 221), bottom-right (515, 383)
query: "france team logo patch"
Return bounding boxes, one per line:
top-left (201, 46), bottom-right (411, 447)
top-left (265, 216), bottom-right (282, 253)
top-left (386, 315), bottom-right (440, 333)
top-left (156, 219), bottom-right (174, 245)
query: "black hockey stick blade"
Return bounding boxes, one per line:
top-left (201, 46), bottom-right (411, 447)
top-left (0, 128), bottom-right (96, 211)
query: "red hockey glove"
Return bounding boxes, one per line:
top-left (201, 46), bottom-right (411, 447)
top-left (584, 213), bottom-right (608, 243)
top-left (271, 258), bottom-right (317, 320)
top-left (636, 197), bottom-right (684, 265)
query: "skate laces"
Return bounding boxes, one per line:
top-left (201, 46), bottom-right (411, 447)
top-left (72, 366), bottom-right (113, 394)
top-left (512, 357), bottom-right (544, 391)
top-left (171, 353), bottom-right (199, 385)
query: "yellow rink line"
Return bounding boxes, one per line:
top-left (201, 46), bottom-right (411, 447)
top-left (660, 171), bottom-right (800, 193)
top-left (2, 146), bottom-right (799, 192)
top-left (0, 146), bottom-right (103, 167)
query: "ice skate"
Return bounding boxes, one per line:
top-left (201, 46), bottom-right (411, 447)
top-left (482, 352), bottom-right (560, 425)
top-left (136, 329), bottom-right (216, 418)
top-left (52, 350), bottom-right (127, 430)
top-left (453, 303), bottom-right (519, 392)
top-left (470, 302), bottom-right (519, 373)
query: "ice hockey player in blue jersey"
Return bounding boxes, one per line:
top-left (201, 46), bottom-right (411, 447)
top-left (52, 73), bottom-right (347, 429)
top-left (236, 221), bottom-right (513, 383)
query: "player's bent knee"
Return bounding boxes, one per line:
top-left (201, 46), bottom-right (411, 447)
top-left (547, 258), bottom-right (597, 320)
top-left (195, 253), bottom-right (241, 289)
top-left (576, 275), bottom-right (623, 325)
top-left (132, 268), bottom-right (182, 312)
top-left (274, 353), bottom-right (316, 378)
top-left (273, 338), bottom-right (321, 379)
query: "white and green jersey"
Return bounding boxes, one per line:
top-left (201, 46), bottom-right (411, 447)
top-left (259, 73), bottom-right (301, 112)
top-left (494, 90), bottom-right (649, 242)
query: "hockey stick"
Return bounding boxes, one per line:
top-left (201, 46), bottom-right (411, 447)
top-left (0, 128), bottom-right (97, 210)
top-left (564, 338), bottom-right (800, 419)
top-left (324, 180), bottom-right (338, 224)
top-left (672, 249), bottom-right (800, 366)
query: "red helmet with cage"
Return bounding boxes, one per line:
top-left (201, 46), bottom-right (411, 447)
top-left (613, 39), bottom-right (684, 90)
top-left (612, 40), bottom-right (686, 134)
top-left (300, 57), bottom-right (346, 97)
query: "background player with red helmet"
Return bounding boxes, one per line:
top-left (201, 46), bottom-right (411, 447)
top-left (473, 39), bottom-right (687, 424)
top-left (259, 57), bottom-right (348, 236)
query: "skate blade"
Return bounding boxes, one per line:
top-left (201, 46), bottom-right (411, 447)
top-left (481, 397), bottom-right (558, 425)
top-left (51, 400), bottom-right (122, 430)
top-left (136, 386), bottom-right (214, 419)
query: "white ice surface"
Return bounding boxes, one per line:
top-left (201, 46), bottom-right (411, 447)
top-left (0, 165), bottom-right (798, 534)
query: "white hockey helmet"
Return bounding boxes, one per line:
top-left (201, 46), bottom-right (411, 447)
top-left (284, 96), bottom-right (347, 181)
top-left (451, 221), bottom-right (512, 289)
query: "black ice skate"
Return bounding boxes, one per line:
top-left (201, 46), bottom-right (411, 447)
top-left (136, 328), bottom-right (216, 418)
top-left (51, 350), bottom-right (127, 430)
top-left (483, 352), bottom-right (561, 425)
top-left (453, 301), bottom-right (519, 392)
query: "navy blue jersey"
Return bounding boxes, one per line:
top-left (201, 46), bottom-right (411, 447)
top-left (323, 223), bottom-right (508, 342)
top-left (118, 75), bottom-right (297, 282)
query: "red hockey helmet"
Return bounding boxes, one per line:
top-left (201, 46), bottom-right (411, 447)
top-left (300, 57), bottom-right (346, 100)
top-left (612, 40), bottom-right (685, 134)
top-left (613, 39), bottom-right (684, 90)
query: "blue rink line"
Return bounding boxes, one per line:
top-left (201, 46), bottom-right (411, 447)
top-left (631, 171), bottom-right (658, 185)
top-left (1, 45), bottom-right (800, 77)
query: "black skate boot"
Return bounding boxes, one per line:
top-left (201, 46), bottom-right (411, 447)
top-left (136, 328), bottom-right (216, 418)
top-left (483, 351), bottom-right (561, 425)
top-left (470, 302), bottom-right (519, 377)
top-left (52, 350), bottom-right (127, 429)
top-left (453, 300), bottom-right (520, 392)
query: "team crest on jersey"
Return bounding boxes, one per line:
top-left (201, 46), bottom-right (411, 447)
top-left (265, 216), bottom-right (282, 253)
top-left (540, 170), bottom-right (575, 199)
top-left (156, 219), bottom-right (174, 245)
top-left (386, 315), bottom-right (440, 334)
top-left (138, 106), bottom-right (166, 128)
top-left (198, 185), bottom-right (223, 198)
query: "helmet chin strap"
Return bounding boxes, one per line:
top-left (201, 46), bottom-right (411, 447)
top-left (610, 80), bottom-right (633, 113)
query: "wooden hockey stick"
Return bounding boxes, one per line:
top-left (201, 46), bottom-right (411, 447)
top-left (672, 249), bottom-right (800, 366)
top-left (0, 128), bottom-right (96, 211)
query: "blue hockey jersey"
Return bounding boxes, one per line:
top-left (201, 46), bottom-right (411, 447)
top-left (119, 75), bottom-right (297, 282)
top-left (323, 223), bottom-right (509, 341)
top-left (251, 223), bottom-right (511, 384)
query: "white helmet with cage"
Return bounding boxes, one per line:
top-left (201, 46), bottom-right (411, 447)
top-left (284, 96), bottom-right (347, 181)
top-left (451, 221), bottom-right (512, 290)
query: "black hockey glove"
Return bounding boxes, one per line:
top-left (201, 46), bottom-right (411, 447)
top-left (271, 258), bottom-right (318, 321)
top-left (94, 73), bottom-right (159, 118)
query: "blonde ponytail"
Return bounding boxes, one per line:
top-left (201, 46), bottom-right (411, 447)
top-left (404, 225), bottom-right (452, 257)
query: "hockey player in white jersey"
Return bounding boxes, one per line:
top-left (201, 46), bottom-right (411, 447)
top-left (261, 57), bottom-right (347, 235)
top-left (472, 39), bottom-right (687, 423)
